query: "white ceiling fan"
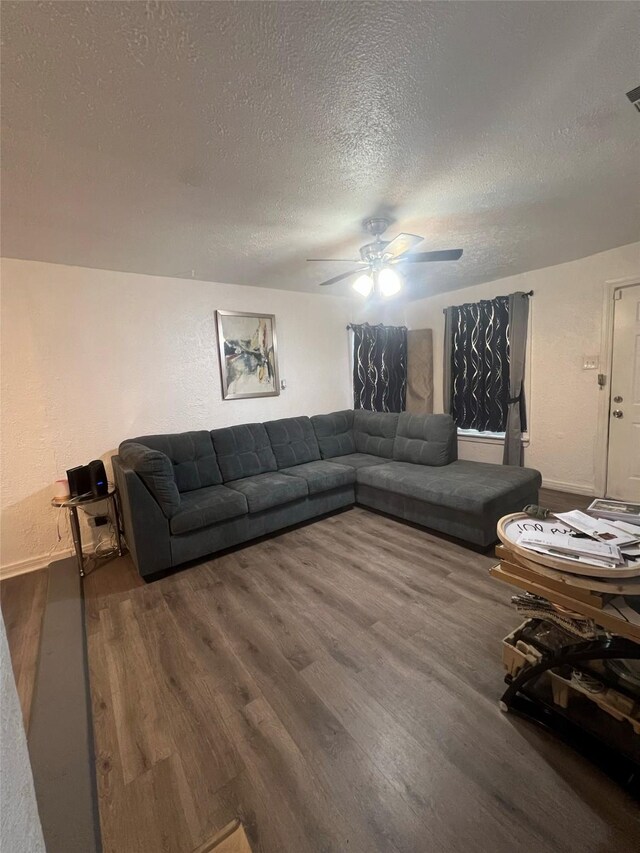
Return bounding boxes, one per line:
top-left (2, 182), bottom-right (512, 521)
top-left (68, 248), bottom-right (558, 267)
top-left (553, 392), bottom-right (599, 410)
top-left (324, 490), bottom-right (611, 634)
top-left (307, 218), bottom-right (463, 298)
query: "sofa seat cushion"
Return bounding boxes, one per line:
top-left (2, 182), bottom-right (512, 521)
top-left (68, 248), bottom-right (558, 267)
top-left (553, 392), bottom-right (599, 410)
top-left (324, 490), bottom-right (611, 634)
top-left (357, 460), bottom-right (541, 515)
top-left (264, 416), bottom-right (321, 468)
top-left (170, 485), bottom-right (248, 535)
top-left (280, 460), bottom-right (356, 494)
top-left (325, 453), bottom-right (389, 470)
top-left (225, 471), bottom-right (308, 513)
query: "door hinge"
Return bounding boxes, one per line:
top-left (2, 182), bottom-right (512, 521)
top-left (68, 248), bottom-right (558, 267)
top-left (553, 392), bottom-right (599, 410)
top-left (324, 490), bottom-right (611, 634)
top-left (614, 289), bottom-right (623, 300)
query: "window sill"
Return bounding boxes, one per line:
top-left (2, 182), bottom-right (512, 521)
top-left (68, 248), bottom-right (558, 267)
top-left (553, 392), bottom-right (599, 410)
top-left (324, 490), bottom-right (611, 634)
top-left (457, 429), bottom-right (530, 447)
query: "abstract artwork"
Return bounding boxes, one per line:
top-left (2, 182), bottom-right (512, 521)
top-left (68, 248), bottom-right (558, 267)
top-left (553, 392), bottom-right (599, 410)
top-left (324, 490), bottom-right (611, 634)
top-left (216, 310), bottom-right (280, 399)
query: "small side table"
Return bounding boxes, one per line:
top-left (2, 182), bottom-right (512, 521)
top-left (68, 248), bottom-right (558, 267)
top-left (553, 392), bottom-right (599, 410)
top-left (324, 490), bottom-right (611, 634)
top-left (51, 486), bottom-right (124, 577)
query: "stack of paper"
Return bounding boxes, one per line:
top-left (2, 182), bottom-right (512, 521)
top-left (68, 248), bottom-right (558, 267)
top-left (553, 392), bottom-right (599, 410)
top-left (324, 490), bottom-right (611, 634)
top-left (555, 510), bottom-right (639, 548)
top-left (517, 531), bottom-right (624, 568)
top-left (554, 510), bottom-right (640, 563)
top-left (611, 521), bottom-right (640, 559)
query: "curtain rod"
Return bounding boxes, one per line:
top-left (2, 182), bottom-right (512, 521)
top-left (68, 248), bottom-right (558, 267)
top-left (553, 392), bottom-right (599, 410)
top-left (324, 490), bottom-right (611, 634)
top-left (441, 290), bottom-right (534, 314)
top-left (346, 322), bottom-right (408, 331)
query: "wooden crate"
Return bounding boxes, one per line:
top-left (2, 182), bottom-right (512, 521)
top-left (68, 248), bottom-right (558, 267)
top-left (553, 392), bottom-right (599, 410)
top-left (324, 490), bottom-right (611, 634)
top-left (502, 621), bottom-right (543, 678)
top-left (549, 670), bottom-right (640, 735)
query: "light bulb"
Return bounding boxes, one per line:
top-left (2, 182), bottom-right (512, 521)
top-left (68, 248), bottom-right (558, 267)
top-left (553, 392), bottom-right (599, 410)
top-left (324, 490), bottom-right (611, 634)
top-left (379, 267), bottom-right (401, 297)
top-left (352, 273), bottom-right (374, 297)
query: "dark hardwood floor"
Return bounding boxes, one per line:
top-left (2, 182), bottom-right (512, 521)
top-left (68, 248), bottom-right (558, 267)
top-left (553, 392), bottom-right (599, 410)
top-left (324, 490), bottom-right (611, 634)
top-left (0, 566), bottom-right (49, 732)
top-left (84, 490), bottom-right (639, 853)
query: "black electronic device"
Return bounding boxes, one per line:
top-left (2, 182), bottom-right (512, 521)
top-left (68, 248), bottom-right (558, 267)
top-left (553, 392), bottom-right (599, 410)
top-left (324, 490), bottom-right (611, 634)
top-left (67, 465), bottom-right (91, 498)
top-left (88, 459), bottom-right (108, 497)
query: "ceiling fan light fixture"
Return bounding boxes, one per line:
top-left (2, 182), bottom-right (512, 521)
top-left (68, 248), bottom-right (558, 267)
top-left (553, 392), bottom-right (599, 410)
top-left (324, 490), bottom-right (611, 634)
top-left (378, 267), bottom-right (402, 297)
top-left (352, 272), bottom-right (374, 297)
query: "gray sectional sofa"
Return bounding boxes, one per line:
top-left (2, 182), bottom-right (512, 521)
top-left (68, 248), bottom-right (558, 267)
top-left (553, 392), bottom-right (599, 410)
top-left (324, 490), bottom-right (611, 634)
top-left (113, 410), bottom-right (541, 578)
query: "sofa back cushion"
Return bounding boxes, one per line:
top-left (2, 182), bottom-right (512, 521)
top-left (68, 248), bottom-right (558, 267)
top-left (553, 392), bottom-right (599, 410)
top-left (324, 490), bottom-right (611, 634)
top-left (393, 413), bottom-right (458, 466)
top-left (211, 423), bottom-right (277, 482)
top-left (127, 431), bottom-right (222, 492)
top-left (353, 410), bottom-right (399, 458)
top-left (119, 442), bottom-right (181, 517)
top-left (264, 416), bottom-right (321, 468)
top-left (310, 410), bottom-right (355, 459)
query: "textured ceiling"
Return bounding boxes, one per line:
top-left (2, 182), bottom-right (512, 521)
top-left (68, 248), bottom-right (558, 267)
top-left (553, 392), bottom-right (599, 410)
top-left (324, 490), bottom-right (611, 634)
top-left (2, 1), bottom-right (639, 300)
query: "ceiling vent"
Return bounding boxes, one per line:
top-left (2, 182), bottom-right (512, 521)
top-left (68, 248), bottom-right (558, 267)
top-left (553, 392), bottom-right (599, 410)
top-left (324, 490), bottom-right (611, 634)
top-left (626, 85), bottom-right (640, 113)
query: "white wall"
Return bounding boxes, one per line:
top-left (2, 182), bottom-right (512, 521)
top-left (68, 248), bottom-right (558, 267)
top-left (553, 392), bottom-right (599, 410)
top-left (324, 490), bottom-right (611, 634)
top-left (0, 258), bottom-right (353, 573)
top-left (371, 242), bottom-right (640, 494)
top-left (0, 612), bottom-right (46, 853)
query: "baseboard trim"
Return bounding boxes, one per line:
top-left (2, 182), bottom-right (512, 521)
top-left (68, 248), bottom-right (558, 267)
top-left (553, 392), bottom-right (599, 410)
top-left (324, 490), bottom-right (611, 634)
top-left (541, 479), bottom-right (595, 497)
top-left (0, 549), bottom-right (73, 581)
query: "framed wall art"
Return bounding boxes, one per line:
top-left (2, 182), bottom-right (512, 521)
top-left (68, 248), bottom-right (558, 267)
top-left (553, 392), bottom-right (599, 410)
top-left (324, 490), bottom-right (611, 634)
top-left (216, 310), bottom-right (280, 400)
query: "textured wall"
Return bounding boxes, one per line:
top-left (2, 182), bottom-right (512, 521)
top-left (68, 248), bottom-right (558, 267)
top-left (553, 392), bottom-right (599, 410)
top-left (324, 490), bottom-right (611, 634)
top-left (0, 612), bottom-right (46, 852)
top-left (0, 259), bottom-right (352, 571)
top-left (386, 242), bottom-right (640, 493)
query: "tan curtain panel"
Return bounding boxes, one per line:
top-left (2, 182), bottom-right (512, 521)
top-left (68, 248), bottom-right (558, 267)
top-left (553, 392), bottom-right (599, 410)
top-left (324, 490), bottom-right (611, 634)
top-left (406, 329), bottom-right (434, 414)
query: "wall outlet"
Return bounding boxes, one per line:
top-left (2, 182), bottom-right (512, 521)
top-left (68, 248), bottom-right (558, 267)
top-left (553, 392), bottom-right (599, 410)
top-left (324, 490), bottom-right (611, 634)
top-left (582, 355), bottom-right (599, 370)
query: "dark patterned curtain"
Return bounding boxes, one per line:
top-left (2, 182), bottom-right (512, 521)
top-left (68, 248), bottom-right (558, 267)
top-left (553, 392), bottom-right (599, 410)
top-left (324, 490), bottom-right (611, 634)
top-left (351, 323), bottom-right (407, 412)
top-left (446, 296), bottom-right (526, 432)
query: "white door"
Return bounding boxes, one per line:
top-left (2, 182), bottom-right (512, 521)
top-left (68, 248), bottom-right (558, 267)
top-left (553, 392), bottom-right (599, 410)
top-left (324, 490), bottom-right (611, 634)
top-left (607, 284), bottom-right (640, 501)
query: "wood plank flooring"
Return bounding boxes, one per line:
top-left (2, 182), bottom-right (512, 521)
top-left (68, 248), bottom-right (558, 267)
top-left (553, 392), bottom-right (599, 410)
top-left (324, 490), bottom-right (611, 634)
top-left (85, 494), bottom-right (640, 853)
top-left (0, 567), bottom-right (49, 731)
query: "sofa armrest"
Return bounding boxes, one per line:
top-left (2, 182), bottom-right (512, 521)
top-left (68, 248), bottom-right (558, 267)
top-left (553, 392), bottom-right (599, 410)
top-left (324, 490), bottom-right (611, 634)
top-left (112, 455), bottom-right (172, 577)
top-left (118, 441), bottom-right (181, 517)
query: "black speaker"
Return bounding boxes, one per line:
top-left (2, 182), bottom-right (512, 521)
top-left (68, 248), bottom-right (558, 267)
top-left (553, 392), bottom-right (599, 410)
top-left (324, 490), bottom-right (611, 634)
top-left (67, 465), bottom-right (91, 498)
top-left (88, 460), bottom-right (108, 497)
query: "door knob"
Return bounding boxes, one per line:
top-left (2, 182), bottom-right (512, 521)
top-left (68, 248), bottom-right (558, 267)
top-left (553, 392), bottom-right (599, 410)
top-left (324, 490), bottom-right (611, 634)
top-left (612, 410), bottom-right (623, 418)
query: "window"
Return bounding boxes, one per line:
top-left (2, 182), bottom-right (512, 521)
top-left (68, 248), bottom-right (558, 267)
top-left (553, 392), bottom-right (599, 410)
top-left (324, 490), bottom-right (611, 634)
top-left (446, 295), bottom-right (527, 433)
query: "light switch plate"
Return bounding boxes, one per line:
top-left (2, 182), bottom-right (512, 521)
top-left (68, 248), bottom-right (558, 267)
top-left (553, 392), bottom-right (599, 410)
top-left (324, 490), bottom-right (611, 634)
top-left (582, 355), bottom-right (599, 370)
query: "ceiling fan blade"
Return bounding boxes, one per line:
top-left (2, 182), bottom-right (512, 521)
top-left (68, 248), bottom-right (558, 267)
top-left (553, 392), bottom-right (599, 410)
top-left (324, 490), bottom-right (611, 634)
top-left (395, 249), bottom-right (463, 263)
top-left (382, 233), bottom-right (423, 259)
top-left (306, 258), bottom-right (360, 262)
top-left (317, 269), bottom-right (364, 287)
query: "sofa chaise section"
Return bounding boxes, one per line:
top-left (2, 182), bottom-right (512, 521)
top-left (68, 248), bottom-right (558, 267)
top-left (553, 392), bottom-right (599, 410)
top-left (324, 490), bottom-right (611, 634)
top-left (357, 460), bottom-right (540, 546)
top-left (354, 413), bottom-right (541, 546)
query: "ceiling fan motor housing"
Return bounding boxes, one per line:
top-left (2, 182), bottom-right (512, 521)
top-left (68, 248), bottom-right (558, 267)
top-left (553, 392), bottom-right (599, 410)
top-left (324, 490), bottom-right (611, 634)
top-left (359, 242), bottom-right (389, 264)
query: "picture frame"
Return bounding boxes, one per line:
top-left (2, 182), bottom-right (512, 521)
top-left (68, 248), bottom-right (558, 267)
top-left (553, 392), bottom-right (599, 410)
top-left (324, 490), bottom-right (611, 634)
top-left (215, 310), bottom-right (280, 400)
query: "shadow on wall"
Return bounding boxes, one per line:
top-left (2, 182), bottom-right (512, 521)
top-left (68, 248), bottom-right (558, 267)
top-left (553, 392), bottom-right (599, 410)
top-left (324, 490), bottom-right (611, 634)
top-left (1, 484), bottom-right (73, 571)
top-left (0, 449), bottom-right (120, 574)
